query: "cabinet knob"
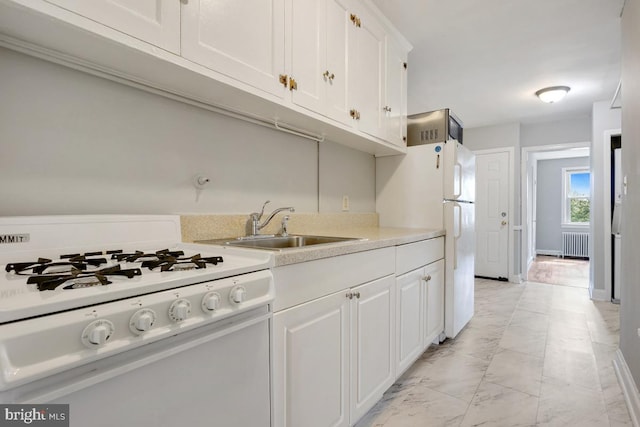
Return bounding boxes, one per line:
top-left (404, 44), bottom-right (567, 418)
top-left (346, 291), bottom-right (353, 299)
top-left (423, 275), bottom-right (432, 282)
top-left (349, 14), bottom-right (362, 28)
top-left (383, 106), bottom-right (392, 113)
top-left (354, 291), bottom-right (361, 299)
top-left (323, 70), bottom-right (335, 81)
top-left (350, 109), bottom-right (361, 120)
top-left (289, 77), bottom-right (298, 91)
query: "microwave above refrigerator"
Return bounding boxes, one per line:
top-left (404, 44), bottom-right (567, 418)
top-left (407, 108), bottom-right (463, 146)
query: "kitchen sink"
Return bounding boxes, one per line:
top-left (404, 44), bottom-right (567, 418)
top-left (198, 235), bottom-right (363, 250)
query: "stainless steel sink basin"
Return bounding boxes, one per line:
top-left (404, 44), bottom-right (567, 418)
top-left (198, 235), bottom-right (363, 250)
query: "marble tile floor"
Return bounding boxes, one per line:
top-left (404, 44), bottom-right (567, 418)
top-left (356, 278), bottom-right (632, 427)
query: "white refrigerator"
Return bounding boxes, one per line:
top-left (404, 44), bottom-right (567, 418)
top-left (376, 141), bottom-right (475, 338)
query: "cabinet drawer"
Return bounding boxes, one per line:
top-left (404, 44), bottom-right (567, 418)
top-left (273, 247), bottom-right (395, 312)
top-left (395, 237), bottom-right (444, 276)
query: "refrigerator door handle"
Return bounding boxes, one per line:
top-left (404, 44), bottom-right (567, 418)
top-left (453, 162), bottom-right (462, 199)
top-left (453, 202), bottom-right (462, 269)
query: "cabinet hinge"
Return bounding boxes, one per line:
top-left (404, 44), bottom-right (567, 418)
top-left (279, 74), bottom-right (298, 91)
top-left (279, 74), bottom-right (288, 88)
top-left (349, 13), bottom-right (361, 28)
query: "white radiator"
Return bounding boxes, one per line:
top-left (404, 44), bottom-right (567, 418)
top-left (562, 232), bottom-right (589, 258)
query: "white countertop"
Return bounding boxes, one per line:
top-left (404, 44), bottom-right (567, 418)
top-left (245, 227), bottom-right (444, 267)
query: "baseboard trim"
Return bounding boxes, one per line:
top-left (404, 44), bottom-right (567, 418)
top-left (510, 274), bottom-right (522, 284)
top-left (536, 249), bottom-right (563, 257)
top-left (590, 288), bottom-right (609, 301)
top-left (613, 349), bottom-right (640, 427)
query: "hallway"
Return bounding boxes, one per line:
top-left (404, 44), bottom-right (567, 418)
top-left (357, 279), bottom-right (631, 426)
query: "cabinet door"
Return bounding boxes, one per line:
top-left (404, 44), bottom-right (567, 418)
top-left (290, 0), bottom-right (350, 125)
top-left (384, 38), bottom-right (407, 146)
top-left (181, 0), bottom-right (286, 98)
top-left (395, 268), bottom-right (424, 376)
top-left (423, 259), bottom-right (445, 348)
top-left (290, 0), bottom-right (324, 114)
top-left (273, 291), bottom-right (350, 427)
top-left (45, 0), bottom-right (180, 53)
top-left (350, 275), bottom-right (395, 423)
top-left (348, 6), bottom-right (386, 139)
top-left (323, 0), bottom-right (351, 124)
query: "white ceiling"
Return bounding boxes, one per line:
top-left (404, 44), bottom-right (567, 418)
top-left (373, 0), bottom-right (624, 128)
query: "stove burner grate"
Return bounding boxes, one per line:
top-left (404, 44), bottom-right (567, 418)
top-left (112, 249), bottom-right (185, 263)
top-left (143, 255), bottom-right (224, 272)
top-left (6, 248), bottom-right (224, 291)
top-left (27, 265), bottom-right (143, 291)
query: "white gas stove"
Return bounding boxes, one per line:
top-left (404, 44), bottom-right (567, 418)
top-left (0, 215), bottom-right (273, 323)
top-left (0, 216), bottom-right (274, 427)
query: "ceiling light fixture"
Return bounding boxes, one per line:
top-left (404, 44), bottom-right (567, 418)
top-left (535, 86), bottom-right (571, 103)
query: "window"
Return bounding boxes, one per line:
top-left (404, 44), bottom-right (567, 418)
top-left (563, 168), bottom-right (590, 225)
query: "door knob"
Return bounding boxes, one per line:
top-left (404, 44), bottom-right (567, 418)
top-left (501, 220), bottom-right (507, 226)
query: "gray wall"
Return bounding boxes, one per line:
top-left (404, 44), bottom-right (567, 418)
top-left (521, 115), bottom-right (591, 147)
top-left (0, 47), bottom-right (376, 215)
top-left (535, 157), bottom-right (590, 254)
top-left (620, 0), bottom-right (640, 394)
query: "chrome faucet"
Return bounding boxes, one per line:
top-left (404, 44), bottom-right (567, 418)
top-left (248, 200), bottom-right (295, 236)
top-left (281, 215), bottom-right (291, 237)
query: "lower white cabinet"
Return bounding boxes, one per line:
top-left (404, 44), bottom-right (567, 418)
top-left (423, 259), bottom-right (445, 346)
top-left (395, 251), bottom-right (445, 377)
top-left (273, 275), bottom-right (395, 427)
top-left (395, 268), bottom-right (423, 375)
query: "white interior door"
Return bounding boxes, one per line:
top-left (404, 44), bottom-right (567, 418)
top-left (475, 151), bottom-right (509, 279)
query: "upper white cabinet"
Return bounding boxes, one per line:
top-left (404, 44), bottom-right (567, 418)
top-left (289, 0), bottom-right (351, 125)
top-left (384, 37), bottom-right (408, 146)
top-left (44, 0), bottom-right (180, 53)
top-left (348, 4), bottom-right (386, 139)
top-left (0, 0), bottom-right (410, 156)
top-left (181, 0), bottom-right (287, 98)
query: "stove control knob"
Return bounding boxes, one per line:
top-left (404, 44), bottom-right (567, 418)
top-left (129, 309), bottom-right (156, 334)
top-left (169, 299), bottom-right (191, 322)
top-left (202, 292), bottom-right (221, 312)
top-left (82, 319), bottom-right (115, 348)
top-left (230, 286), bottom-right (247, 304)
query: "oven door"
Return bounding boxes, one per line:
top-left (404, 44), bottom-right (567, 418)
top-left (6, 307), bottom-right (272, 427)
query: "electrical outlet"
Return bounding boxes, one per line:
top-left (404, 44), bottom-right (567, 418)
top-left (342, 195), bottom-right (350, 212)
